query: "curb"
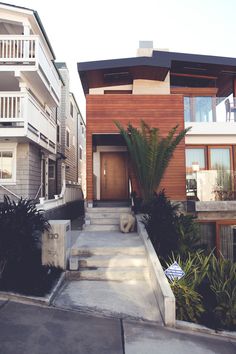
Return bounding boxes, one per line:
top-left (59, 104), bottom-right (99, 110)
top-left (176, 320), bottom-right (236, 341)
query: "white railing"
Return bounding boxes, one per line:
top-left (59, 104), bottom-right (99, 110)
top-left (36, 184), bottom-right (83, 211)
top-left (0, 91), bottom-right (56, 151)
top-left (0, 35), bottom-right (36, 62)
top-left (0, 35), bottom-right (61, 102)
top-left (0, 92), bottom-right (24, 121)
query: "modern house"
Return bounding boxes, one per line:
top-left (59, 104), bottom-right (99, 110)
top-left (78, 42), bottom-right (236, 261)
top-left (0, 3), bottom-right (85, 216)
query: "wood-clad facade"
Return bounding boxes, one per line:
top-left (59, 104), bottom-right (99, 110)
top-left (86, 94), bottom-right (186, 201)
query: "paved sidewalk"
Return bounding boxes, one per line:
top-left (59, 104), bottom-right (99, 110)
top-left (0, 301), bottom-right (235, 354)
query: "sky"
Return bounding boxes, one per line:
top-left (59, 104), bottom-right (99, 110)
top-left (3, 0), bottom-right (236, 117)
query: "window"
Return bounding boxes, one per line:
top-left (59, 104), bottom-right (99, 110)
top-left (209, 148), bottom-right (231, 170)
top-left (66, 129), bottom-right (70, 148)
top-left (57, 124), bottom-right (60, 143)
top-left (49, 164), bottom-right (55, 179)
top-left (184, 96), bottom-right (214, 122)
top-left (0, 145), bottom-right (16, 183)
top-left (79, 146), bottom-right (82, 160)
top-left (186, 148), bottom-right (206, 174)
top-left (70, 102), bottom-right (73, 117)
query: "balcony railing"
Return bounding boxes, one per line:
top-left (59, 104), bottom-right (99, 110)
top-left (0, 35), bottom-right (61, 102)
top-left (184, 96), bottom-right (236, 123)
top-left (0, 91), bottom-right (56, 153)
top-left (186, 169), bottom-right (236, 201)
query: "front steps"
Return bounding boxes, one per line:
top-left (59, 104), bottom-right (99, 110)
top-left (83, 206), bottom-right (132, 232)
top-left (69, 231), bottom-right (148, 282)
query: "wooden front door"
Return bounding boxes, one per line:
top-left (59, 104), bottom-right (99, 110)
top-left (100, 152), bottom-right (128, 200)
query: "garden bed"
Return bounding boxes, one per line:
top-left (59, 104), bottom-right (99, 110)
top-left (0, 271), bottom-right (65, 305)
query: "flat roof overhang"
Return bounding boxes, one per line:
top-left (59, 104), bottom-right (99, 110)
top-left (78, 50), bottom-right (236, 97)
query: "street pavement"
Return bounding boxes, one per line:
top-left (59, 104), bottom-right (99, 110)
top-left (0, 300), bottom-right (235, 354)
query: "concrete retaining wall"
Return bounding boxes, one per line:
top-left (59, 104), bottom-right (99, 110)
top-left (43, 200), bottom-right (84, 221)
top-left (136, 215), bottom-right (176, 327)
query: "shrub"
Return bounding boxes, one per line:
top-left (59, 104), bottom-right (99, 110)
top-left (206, 256), bottom-right (236, 331)
top-left (142, 190), bottom-right (201, 260)
top-left (0, 196), bottom-right (50, 279)
top-left (142, 190), bottom-right (180, 260)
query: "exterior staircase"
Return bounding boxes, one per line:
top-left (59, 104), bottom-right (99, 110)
top-left (83, 206), bottom-right (132, 231)
top-left (69, 231), bottom-right (149, 281)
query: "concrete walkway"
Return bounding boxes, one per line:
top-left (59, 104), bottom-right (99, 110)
top-left (54, 230), bottom-right (162, 323)
top-left (0, 301), bottom-right (235, 354)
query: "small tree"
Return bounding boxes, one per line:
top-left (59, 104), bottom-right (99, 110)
top-left (115, 120), bottom-right (190, 202)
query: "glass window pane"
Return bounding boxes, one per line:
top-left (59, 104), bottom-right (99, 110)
top-left (210, 148), bottom-right (230, 170)
top-left (186, 148), bottom-right (205, 173)
top-left (1, 151), bottom-right (13, 179)
top-left (184, 97), bottom-right (191, 122)
top-left (195, 97), bottom-right (213, 122)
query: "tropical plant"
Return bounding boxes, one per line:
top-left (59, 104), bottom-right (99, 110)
top-left (0, 196), bottom-right (50, 279)
top-left (115, 120), bottom-right (190, 202)
top-left (175, 213), bottom-right (201, 258)
top-left (206, 255), bottom-right (236, 330)
top-left (165, 252), bottom-right (211, 322)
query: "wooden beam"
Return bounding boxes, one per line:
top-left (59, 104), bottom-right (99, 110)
top-left (171, 72), bottom-right (217, 80)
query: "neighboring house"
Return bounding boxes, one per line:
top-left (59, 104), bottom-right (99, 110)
top-left (78, 41), bottom-right (236, 261)
top-left (0, 3), bottom-right (85, 207)
top-left (0, 2), bottom-right (62, 201)
top-left (54, 62), bottom-right (86, 197)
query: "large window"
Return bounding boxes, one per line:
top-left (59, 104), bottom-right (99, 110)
top-left (209, 148), bottom-right (231, 170)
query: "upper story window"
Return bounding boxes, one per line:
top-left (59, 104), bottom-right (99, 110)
top-left (66, 128), bottom-right (70, 148)
top-left (79, 146), bottom-right (83, 160)
top-left (0, 144), bottom-right (16, 184)
top-left (57, 123), bottom-right (61, 144)
top-left (70, 102), bottom-right (74, 118)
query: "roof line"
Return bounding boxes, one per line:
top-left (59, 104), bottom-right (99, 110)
top-left (0, 1), bottom-right (56, 59)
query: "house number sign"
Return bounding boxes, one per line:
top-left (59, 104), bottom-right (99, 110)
top-left (47, 233), bottom-right (59, 240)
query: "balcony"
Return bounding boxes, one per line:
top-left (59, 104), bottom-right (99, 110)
top-left (186, 169), bottom-right (236, 202)
top-left (0, 92), bottom-right (56, 153)
top-left (184, 96), bottom-right (236, 136)
top-left (0, 35), bottom-right (61, 104)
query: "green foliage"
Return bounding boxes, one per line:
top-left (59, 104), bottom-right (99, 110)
top-left (115, 120), bottom-right (190, 202)
top-left (165, 252), bottom-right (211, 322)
top-left (142, 190), bottom-right (180, 260)
top-left (175, 214), bottom-right (201, 258)
top-left (0, 196), bottom-right (50, 279)
top-left (206, 256), bottom-right (236, 330)
top-left (142, 190), bottom-right (201, 260)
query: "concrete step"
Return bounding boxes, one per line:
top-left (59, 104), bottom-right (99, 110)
top-left (89, 218), bottom-right (120, 225)
top-left (71, 245), bottom-right (146, 257)
top-left (86, 212), bottom-right (123, 219)
top-left (83, 224), bottom-right (120, 232)
top-left (67, 267), bottom-right (149, 281)
top-left (85, 207), bottom-right (131, 213)
top-left (78, 255), bottom-right (148, 268)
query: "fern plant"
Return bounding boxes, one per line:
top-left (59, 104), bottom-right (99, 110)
top-left (115, 120), bottom-right (190, 202)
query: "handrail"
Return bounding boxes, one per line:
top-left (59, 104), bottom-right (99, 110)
top-left (34, 183), bottom-right (43, 200)
top-left (0, 184), bottom-right (21, 199)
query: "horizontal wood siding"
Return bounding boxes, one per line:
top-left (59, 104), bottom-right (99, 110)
top-left (86, 94), bottom-right (186, 201)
